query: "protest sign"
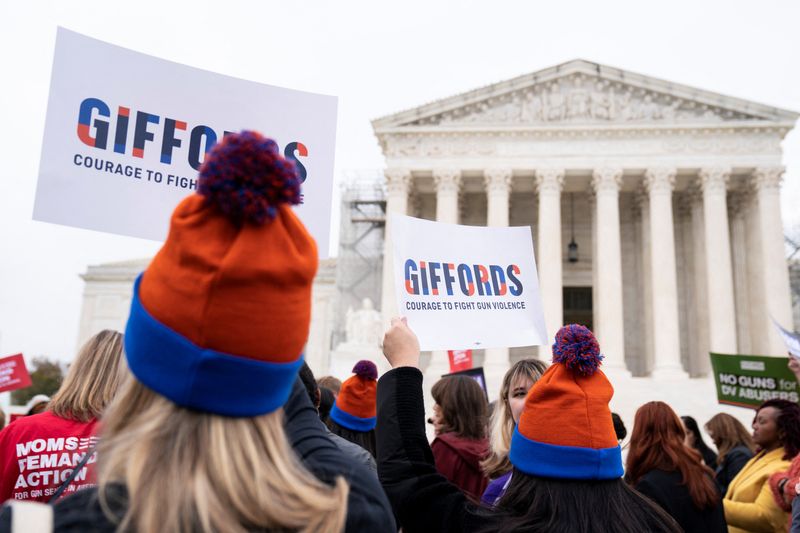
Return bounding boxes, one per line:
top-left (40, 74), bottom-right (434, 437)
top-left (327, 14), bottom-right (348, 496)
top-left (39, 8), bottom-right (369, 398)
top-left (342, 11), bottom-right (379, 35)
top-left (0, 354), bottom-right (32, 394)
top-left (709, 352), bottom-right (799, 409)
top-left (771, 318), bottom-right (800, 359)
top-left (448, 350), bottom-right (473, 372)
top-left (391, 215), bottom-right (547, 351)
top-left (34, 28), bottom-right (337, 256)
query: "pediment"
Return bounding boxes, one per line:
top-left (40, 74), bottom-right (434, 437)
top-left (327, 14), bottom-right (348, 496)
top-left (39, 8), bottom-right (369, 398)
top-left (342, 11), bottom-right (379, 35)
top-left (373, 60), bottom-right (798, 130)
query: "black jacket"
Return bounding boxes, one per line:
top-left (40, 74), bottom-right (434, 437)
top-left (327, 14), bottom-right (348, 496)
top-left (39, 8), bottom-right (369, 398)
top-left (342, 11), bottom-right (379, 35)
top-left (715, 445), bottom-right (754, 495)
top-left (376, 366), bottom-right (496, 533)
top-left (634, 469), bottom-right (727, 533)
top-left (0, 378), bottom-right (396, 532)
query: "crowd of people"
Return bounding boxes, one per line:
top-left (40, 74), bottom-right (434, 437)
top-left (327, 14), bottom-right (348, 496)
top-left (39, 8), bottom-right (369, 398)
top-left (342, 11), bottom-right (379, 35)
top-left (0, 131), bottom-right (799, 532)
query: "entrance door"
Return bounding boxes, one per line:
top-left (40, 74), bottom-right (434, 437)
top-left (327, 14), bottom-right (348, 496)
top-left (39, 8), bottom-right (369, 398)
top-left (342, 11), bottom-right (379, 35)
top-left (563, 287), bottom-right (593, 331)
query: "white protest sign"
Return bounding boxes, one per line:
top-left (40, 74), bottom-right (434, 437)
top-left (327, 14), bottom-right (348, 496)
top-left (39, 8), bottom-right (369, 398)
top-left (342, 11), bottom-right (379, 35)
top-left (34, 28), bottom-right (337, 257)
top-left (391, 215), bottom-right (547, 351)
top-left (772, 318), bottom-right (800, 359)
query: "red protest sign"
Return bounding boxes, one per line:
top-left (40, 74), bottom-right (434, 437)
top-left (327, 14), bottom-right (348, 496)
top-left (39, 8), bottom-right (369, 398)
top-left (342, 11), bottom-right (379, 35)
top-left (0, 354), bottom-right (32, 393)
top-left (447, 349), bottom-right (473, 373)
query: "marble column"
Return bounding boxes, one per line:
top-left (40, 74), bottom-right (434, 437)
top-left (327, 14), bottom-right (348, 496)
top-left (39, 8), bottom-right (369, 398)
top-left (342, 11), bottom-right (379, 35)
top-left (484, 168), bottom-right (512, 396)
top-left (591, 167), bottom-right (626, 371)
top-left (728, 192), bottom-right (752, 355)
top-left (427, 169), bottom-right (463, 381)
top-left (688, 187), bottom-right (710, 376)
top-left (644, 167), bottom-right (685, 376)
top-left (381, 169), bottom-right (411, 328)
top-left (699, 167), bottom-right (738, 355)
top-left (434, 168), bottom-right (462, 224)
top-left (535, 168), bottom-right (565, 356)
top-left (636, 191), bottom-right (655, 374)
top-left (752, 167), bottom-right (794, 354)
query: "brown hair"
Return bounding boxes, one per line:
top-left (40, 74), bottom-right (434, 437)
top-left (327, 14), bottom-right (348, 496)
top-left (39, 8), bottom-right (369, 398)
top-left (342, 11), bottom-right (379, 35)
top-left (705, 413), bottom-right (755, 464)
top-left (431, 375), bottom-right (487, 440)
top-left (626, 402), bottom-right (719, 510)
top-left (482, 359), bottom-right (548, 477)
top-left (49, 330), bottom-right (126, 422)
top-left (317, 375), bottom-right (342, 395)
top-left (98, 375), bottom-right (348, 533)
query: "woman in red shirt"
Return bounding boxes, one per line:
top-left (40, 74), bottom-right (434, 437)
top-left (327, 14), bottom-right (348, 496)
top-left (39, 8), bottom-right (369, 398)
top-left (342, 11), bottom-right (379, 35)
top-left (0, 330), bottom-right (125, 503)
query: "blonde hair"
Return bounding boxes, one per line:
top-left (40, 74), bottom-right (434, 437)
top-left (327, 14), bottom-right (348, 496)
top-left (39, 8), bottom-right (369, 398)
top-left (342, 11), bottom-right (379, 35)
top-left (98, 374), bottom-right (349, 533)
top-left (49, 329), bottom-right (126, 422)
top-left (481, 358), bottom-right (548, 478)
top-left (705, 413), bottom-right (756, 464)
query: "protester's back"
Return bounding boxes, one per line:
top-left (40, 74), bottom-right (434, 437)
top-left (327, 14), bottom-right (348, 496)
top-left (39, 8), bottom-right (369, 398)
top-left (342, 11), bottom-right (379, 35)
top-left (628, 402), bottom-right (726, 532)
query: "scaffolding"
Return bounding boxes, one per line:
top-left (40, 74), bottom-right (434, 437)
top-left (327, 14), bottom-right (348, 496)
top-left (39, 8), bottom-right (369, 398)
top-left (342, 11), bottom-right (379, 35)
top-left (332, 171), bottom-right (386, 348)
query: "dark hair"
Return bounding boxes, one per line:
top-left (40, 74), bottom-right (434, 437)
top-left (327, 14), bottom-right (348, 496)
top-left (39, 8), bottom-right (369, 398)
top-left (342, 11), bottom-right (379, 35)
top-left (611, 413), bottom-right (627, 441)
top-left (297, 363), bottom-right (319, 408)
top-left (627, 402), bottom-right (719, 510)
top-left (483, 472), bottom-right (681, 533)
top-left (756, 399), bottom-right (800, 460)
top-left (326, 419), bottom-right (376, 458)
top-left (318, 387), bottom-right (335, 423)
top-left (431, 376), bottom-right (487, 440)
top-left (681, 415), bottom-right (716, 464)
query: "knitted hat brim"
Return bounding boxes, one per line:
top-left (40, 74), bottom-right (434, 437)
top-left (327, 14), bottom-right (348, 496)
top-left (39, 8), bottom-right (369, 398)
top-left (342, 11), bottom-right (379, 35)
top-left (329, 402), bottom-right (376, 431)
top-left (125, 274), bottom-right (303, 417)
top-left (509, 426), bottom-right (623, 480)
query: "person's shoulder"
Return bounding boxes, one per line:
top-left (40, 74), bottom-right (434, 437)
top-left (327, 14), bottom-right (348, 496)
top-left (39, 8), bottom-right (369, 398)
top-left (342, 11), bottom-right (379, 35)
top-left (639, 468), bottom-right (682, 486)
top-left (53, 486), bottom-right (125, 532)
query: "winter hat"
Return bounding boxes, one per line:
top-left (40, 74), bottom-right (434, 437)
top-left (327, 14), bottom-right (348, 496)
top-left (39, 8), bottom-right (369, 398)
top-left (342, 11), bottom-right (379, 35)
top-left (508, 324), bottom-right (623, 479)
top-left (329, 360), bottom-right (378, 431)
top-left (124, 131), bottom-right (316, 417)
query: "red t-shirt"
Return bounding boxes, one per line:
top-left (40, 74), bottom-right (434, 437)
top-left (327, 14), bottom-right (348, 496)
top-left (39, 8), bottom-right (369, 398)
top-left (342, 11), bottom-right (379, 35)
top-left (0, 411), bottom-right (98, 503)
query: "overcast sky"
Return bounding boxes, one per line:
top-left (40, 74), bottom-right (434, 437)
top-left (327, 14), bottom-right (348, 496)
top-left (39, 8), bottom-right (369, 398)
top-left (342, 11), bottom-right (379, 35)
top-left (1, 0), bottom-right (799, 365)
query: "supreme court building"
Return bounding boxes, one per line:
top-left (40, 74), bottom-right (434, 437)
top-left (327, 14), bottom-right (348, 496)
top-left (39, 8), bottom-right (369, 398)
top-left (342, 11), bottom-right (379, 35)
top-left (372, 59), bottom-right (798, 401)
top-left (78, 60), bottom-right (798, 427)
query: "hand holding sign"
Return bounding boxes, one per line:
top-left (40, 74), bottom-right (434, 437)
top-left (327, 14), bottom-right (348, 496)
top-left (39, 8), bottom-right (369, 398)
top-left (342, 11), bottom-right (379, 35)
top-left (382, 317), bottom-right (421, 370)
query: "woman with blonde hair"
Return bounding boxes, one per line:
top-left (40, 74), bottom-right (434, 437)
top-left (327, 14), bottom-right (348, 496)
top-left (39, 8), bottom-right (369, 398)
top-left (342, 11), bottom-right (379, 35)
top-left (0, 329), bottom-right (126, 503)
top-left (704, 413), bottom-right (755, 494)
top-left (1, 132), bottom-right (394, 532)
top-left (480, 358), bottom-right (548, 506)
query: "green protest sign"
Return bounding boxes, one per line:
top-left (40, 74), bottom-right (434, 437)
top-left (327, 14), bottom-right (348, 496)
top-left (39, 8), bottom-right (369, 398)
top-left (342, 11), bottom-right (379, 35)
top-left (709, 352), bottom-right (799, 409)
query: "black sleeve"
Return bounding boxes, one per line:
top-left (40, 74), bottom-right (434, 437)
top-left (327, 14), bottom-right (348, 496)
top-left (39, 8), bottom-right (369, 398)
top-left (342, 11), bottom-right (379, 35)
top-left (724, 450), bottom-right (751, 485)
top-left (376, 367), bottom-right (495, 533)
top-left (283, 377), bottom-right (396, 533)
top-left (634, 476), bottom-right (667, 513)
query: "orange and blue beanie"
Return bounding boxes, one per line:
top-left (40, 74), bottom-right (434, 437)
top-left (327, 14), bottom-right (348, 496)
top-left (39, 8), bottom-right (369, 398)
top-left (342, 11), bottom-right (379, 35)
top-left (509, 324), bottom-right (624, 479)
top-left (124, 131), bottom-right (316, 417)
top-left (330, 360), bottom-right (378, 431)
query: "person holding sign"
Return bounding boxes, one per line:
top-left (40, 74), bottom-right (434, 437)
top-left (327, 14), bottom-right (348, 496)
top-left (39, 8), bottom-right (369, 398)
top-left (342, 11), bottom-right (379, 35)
top-left (723, 400), bottom-right (800, 533)
top-left (377, 319), bottom-right (680, 532)
top-left (1, 132), bottom-right (394, 532)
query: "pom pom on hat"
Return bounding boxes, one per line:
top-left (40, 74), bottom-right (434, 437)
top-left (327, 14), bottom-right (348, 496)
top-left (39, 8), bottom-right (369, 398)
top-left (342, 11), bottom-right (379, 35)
top-left (198, 130), bottom-right (302, 225)
top-left (508, 324), bottom-right (623, 480)
top-left (552, 324), bottom-right (604, 376)
top-left (352, 360), bottom-right (378, 381)
top-left (329, 359), bottom-right (378, 431)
